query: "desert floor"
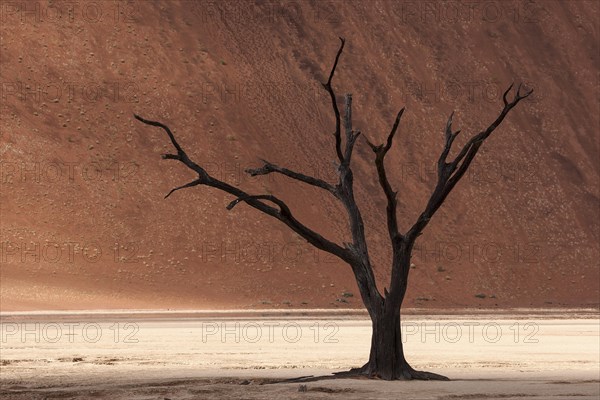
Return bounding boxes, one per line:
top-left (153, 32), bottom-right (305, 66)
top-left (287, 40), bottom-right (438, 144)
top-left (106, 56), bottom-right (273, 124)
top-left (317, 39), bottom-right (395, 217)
top-left (1, 309), bottom-right (598, 399)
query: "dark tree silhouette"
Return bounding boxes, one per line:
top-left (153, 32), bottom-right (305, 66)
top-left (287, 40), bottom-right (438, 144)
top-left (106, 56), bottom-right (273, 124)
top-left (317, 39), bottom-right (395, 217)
top-left (134, 38), bottom-right (532, 381)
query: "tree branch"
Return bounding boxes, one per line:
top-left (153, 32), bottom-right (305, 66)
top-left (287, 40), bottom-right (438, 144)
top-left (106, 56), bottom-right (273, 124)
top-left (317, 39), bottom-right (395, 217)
top-left (226, 194), bottom-right (292, 216)
top-left (342, 94), bottom-right (362, 165)
top-left (365, 107), bottom-right (405, 244)
top-left (320, 42), bottom-right (383, 311)
top-left (135, 115), bottom-right (354, 264)
top-left (164, 179), bottom-right (202, 199)
top-left (437, 112), bottom-right (460, 180)
top-left (245, 159), bottom-right (336, 194)
top-left (134, 114), bottom-right (183, 154)
top-left (322, 37), bottom-right (346, 164)
top-left (134, 114), bottom-right (209, 181)
top-left (336, 98), bottom-right (383, 307)
top-left (406, 83), bottom-right (533, 241)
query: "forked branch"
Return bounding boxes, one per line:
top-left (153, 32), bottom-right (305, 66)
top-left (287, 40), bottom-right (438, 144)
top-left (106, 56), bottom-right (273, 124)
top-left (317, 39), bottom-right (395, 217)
top-left (365, 108), bottom-right (406, 244)
top-left (134, 114), bottom-right (209, 180)
top-left (407, 83), bottom-right (533, 241)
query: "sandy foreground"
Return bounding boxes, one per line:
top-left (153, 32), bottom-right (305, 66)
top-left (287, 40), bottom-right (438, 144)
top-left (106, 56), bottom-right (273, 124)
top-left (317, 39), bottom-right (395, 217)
top-left (0, 310), bottom-right (598, 399)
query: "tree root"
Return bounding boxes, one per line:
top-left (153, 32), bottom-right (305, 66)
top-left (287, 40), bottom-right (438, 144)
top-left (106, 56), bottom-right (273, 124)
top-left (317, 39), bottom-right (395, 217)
top-left (332, 360), bottom-right (449, 380)
top-left (270, 364), bottom-right (449, 384)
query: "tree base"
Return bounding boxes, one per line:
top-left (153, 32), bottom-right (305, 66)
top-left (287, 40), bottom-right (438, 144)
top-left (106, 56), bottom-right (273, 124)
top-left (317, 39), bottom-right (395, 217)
top-left (337, 362), bottom-right (449, 381)
top-left (276, 364), bottom-right (449, 384)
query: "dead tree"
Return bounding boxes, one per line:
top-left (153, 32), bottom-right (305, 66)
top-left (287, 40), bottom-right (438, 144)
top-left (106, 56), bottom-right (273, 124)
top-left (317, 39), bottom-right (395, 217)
top-left (134, 38), bottom-right (532, 381)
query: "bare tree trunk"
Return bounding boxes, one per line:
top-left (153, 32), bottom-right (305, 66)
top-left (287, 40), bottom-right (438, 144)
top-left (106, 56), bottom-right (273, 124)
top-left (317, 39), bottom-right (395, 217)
top-left (364, 301), bottom-right (404, 379)
top-left (364, 307), bottom-right (447, 380)
top-left (357, 243), bottom-right (448, 380)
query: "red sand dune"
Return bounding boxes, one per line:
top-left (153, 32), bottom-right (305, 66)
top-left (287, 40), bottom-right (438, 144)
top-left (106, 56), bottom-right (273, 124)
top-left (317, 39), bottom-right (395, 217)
top-left (0, 0), bottom-right (598, 310)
